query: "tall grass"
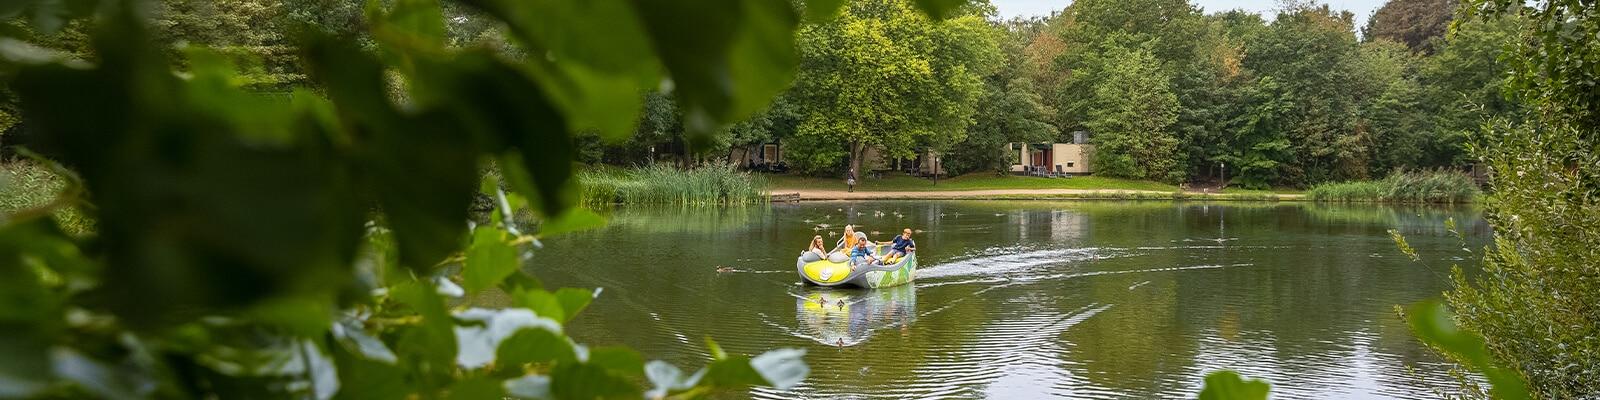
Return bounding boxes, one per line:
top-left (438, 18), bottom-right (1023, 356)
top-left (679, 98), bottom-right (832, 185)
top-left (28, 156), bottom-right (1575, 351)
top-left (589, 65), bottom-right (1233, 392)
top-left (1307, 170), bottom-right (1479, 203)
top-left (579, 164), bottom-right (769, 206)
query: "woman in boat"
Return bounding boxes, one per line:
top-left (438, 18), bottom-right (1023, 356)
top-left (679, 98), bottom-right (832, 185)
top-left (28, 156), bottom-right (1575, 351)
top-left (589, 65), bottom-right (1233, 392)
top-left (807, 235), bottom-right (828, 257)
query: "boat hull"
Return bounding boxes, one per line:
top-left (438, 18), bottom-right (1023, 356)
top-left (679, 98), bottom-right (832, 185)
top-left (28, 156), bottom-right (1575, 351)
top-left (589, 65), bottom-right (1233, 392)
top-left (797, 245), bottom-right (916, 289)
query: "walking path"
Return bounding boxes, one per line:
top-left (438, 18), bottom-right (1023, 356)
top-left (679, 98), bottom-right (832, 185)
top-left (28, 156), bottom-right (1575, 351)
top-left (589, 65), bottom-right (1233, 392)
top-left (773, 188), bottom-right (1304, 201)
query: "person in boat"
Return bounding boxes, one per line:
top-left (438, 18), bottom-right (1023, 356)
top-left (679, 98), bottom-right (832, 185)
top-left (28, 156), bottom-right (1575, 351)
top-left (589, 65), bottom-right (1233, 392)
top-left (849, 238), bottom-right (878, 269)
top-left (806, 235), bottom-right (828, 257)
top-left (832, 225), bottom-right (858, 253)
top-left (878, 228), bottom-right (916, 264)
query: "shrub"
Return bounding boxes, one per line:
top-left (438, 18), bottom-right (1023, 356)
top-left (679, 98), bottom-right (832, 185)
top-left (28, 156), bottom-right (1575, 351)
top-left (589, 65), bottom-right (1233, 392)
top-left (1306, 170), bottom-right (1478, 203)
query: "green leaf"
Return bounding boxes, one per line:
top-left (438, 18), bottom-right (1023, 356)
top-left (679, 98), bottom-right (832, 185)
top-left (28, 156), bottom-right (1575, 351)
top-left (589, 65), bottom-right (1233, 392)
top-left (512, 289), bottom-right (567, 323)
top-left (463, 226), bottom-right (519, 295)
top-left (704, 337), bottom-right (727, 360)
top-left (392, 282), bottom-right (458, 369)
top-left (630, 0), bottom-right (799, 152)
top-left (585, 347), bottom-right (644, 378)
top-left (537, 208), bottom-right (607, 237)
top-left (552, 288), bottom-right (595, 322)
top-left (1406, 300), bottom-right (1531, 400)
top-left (447, 377), bottom-right (506, 400)
top-left (16, 15), bottom-right (367, 327)
top-left (548, 362), bottom-right (640, 400)
top-left (495, 328), bottom-right (577, 370)
top-left (1197, 371), bottom-right (1270, 400)
top-left (456, 0), bottom-right (658, 141)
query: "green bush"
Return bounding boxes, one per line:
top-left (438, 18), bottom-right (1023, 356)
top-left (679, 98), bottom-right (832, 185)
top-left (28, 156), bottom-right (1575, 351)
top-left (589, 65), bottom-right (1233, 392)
top-left (1306, 170), bottom-right (1478, 203)
top-left (579, 164), bottom-right (769, 206)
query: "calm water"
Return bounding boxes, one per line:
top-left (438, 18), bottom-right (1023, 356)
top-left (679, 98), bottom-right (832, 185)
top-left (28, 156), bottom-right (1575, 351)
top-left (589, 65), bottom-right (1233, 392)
top-left (526, 201), bottom-right (1488, 399)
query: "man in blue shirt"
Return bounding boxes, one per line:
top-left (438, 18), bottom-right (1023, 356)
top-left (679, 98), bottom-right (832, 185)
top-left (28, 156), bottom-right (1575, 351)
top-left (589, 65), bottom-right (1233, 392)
top-left (880, 228), bottom-right (916, 264)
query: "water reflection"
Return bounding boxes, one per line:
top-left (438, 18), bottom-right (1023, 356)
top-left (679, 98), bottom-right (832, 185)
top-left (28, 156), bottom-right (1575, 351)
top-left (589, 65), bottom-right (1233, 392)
top-left (525, 201), bottom-right (1486, 399)
top-left (793, 285), bottom-right (917, 347)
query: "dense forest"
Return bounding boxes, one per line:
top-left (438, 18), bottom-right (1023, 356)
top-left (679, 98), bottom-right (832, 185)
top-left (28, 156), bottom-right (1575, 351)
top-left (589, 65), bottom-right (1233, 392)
top-left (0, 0), bottom-right (1515, 190)
top-left (582, 0), bottom-right (1518, 189)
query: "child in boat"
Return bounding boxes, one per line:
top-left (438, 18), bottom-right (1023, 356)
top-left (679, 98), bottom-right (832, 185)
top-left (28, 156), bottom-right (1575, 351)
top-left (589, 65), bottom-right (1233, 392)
top-left (807, 235), bottom-right (827, 257)
top-left (832, 225), bottom-right (857, 253)
top-left (849, 239), bottom-right (878, 270)
top-left (879, 228), bottom-right (916, 264)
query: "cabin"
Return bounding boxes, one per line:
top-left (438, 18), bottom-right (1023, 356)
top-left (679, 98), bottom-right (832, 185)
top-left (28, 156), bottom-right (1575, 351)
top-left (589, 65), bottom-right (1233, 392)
top-left (729, 140), bottom-right (787, 172)
top-left (1010, 131), bottom-right (1094, 176)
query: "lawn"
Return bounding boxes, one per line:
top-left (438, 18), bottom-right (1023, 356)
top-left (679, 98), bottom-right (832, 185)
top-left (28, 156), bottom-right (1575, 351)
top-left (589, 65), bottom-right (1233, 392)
top-left (766, 172), bottom-right (1180, 192)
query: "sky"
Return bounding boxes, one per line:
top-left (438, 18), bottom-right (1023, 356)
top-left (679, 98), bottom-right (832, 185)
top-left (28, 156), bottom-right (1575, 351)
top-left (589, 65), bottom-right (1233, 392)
top-left (990, 0), bottom-right (1388, 30)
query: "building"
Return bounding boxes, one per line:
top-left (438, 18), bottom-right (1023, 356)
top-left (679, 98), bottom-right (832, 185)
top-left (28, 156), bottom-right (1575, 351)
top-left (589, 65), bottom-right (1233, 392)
top-left (1010, 131), bottom-right (1094, 175)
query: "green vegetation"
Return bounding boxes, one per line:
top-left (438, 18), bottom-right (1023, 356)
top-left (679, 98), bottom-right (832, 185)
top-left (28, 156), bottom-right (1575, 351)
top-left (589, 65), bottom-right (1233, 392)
top-left (1306, 170), bottom-right (1479, 203)
top-left (768, 173), bottom-right (1178, 192)
top-left (579, 165), bottom-right (768, 206)
top-left (1433, 0), bottom-right (1600, 397)
top-left (1, 0), bottom-right (846, 397)
top-left (0, 161), bottom-right (91, 234)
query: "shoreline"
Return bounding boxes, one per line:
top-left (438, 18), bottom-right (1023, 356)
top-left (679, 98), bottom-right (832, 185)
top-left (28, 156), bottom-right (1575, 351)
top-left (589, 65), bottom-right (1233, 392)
top-left (769, 188), bottom-right (1307, 202)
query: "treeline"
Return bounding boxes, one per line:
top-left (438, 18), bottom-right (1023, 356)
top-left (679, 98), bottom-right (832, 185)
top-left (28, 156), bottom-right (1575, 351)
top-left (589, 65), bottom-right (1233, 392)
top-left (576, 0), bottom-right (1518, 189)
top-left (0, 0), bottom-right (1515, 191)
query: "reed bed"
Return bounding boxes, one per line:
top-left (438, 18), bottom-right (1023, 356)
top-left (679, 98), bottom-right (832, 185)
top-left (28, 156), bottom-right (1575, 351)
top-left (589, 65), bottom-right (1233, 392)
top-left (1307, 170), bottom-right (1479, 203)
top-left (579, 164), bottom-right (769, 206)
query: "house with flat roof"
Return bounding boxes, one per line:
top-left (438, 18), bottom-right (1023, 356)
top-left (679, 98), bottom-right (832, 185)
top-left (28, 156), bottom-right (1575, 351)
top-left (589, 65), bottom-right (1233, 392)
top-left (1010, 131), bottom-right (1094, 176)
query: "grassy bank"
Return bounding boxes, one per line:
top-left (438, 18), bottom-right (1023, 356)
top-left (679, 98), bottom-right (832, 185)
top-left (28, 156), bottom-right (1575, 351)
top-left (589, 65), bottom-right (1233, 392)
top-left (1306, 170), bottom-right (1479, 203)
top-left (768, 173), bottom-right (1180, 192)
top-left (579, 164), bottom-right (768, 205)
top-left (1, 161), bottom-right (92, 233)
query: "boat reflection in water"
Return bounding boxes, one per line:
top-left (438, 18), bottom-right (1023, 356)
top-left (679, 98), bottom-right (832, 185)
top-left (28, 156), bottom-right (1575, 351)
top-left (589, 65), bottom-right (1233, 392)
top-left (794, 284), bottom-right (916, 347)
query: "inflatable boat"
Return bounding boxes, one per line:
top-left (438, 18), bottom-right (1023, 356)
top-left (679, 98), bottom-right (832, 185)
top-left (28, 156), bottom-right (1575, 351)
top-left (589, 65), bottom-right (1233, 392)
top-left (797, 244), bottom-right (916, 288)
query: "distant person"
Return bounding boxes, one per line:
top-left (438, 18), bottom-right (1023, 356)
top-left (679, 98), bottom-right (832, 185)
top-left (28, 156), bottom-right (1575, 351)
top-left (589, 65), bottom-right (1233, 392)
top-left (849, 239), bottom-right (878, 269)
top-left (879, 228), bottom-right (916, 264)
top-left (806, 235), bottom-right (828, 257)
top-left (846, 169), bottom-right (857, 192)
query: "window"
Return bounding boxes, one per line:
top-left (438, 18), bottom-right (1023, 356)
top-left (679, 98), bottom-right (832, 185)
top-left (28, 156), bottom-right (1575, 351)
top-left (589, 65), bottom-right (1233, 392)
top-left (1067, 162), bottom-right (1075, 168)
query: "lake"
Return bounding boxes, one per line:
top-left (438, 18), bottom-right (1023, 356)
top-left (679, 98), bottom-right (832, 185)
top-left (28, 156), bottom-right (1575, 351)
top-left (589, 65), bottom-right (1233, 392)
top-left (524, 201), bottom-right (1487, 399)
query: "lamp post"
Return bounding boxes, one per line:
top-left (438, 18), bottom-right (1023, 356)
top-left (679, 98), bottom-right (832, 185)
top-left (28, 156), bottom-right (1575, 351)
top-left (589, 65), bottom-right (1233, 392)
top-left (1220, 162), bottom-right (1227, 189)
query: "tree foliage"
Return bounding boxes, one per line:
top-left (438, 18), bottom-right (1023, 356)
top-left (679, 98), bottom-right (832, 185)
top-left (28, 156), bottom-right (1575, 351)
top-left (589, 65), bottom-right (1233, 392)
top-left (1362, 0), bottom-right (1456, 54)
top-left (784, 0), bottom-right (999, 176)
top-left (1437, 0), bottom-right (1600, 397)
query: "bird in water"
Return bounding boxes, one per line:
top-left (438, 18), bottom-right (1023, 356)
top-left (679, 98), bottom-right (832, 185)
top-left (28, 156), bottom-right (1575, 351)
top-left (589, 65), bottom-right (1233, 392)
top-left (836, 299), bottom-right (846, 309)
top-left (812, 226), bottom-right (822, 231)
top-left (869, 231), bottom-right (882, 235)
top-left (914, 229), bottom-right (926, 233)
top-left (836, 338), bottom-right (845, 347)
top-left (828, 231), bottom-right (838, 237)
top-left (803, 219), bottom-right (814, 224)
top-left (715, 266), bottom-right (735, 273)
top-left (817, 295), bottom-right (827, 307)
top-left (817, 223), bottom-right (832, 229)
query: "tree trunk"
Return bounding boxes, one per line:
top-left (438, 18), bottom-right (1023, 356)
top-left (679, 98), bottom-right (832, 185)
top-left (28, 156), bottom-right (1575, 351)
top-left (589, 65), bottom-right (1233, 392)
top-left (849, 141), bottom-right (865, 180)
